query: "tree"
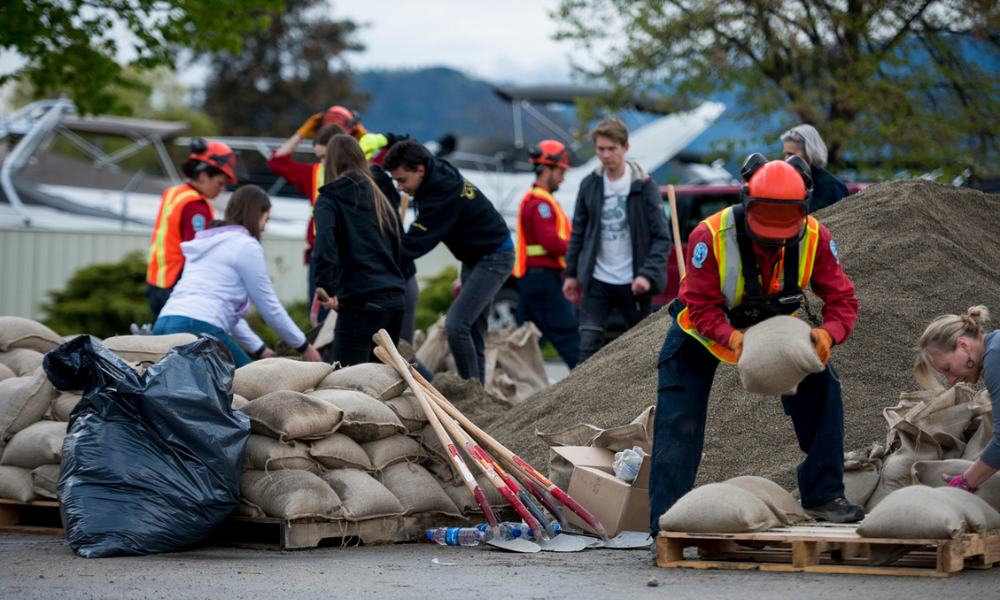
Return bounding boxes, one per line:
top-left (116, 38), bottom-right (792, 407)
top-left (553, 1), bottom-right (1000, 178)
top-left (0, 0), bottom-right (281, 116)
top-left (201, 0), bottom-right (366, 137)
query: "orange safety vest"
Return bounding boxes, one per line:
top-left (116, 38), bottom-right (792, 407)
top-left (310, 163), bottom-right (325, 237)
top-left (513, 187), bottom-right (571, 278)
top-left (146, 184), bottom-right (214, 288)
top-left (676, 206), bottom-right (820, 364)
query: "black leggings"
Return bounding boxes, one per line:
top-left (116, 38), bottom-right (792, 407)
top-left (328, 293), bottom-right (404, 367)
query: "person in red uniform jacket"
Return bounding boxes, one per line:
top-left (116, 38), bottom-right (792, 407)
top-left (512, 140), bottom-right (580, 369)
top-left (649, 154), bottom-right (862, 534)
top-left (145, 138), bottom-right (237, 320)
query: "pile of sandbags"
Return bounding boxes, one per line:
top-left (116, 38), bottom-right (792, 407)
top-left (415, 316), bottom-right (549, 403)
top-left (858, 485), bottom-right (1000, 539)
top-left (850, 385), bottom-right (997, 513)
top-left (658, 475), bottom-right (810, 533)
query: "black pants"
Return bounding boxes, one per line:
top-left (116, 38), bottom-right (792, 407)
top-left (145, 283), bottom-right (174, 322)
top-left (578, 279), bottom-right (651, 363)
top-left (329, 292), bottom-right (404, 367)
top-left (516, 268), bottom-right (580, 369)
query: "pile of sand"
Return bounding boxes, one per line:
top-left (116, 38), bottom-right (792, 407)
top-left (479, 179), bottom-right (1000, 491)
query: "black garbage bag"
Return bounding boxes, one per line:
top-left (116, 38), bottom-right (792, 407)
top-left (43, 334), bottom-right (250, 558)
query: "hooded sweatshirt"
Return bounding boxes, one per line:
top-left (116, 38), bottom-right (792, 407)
top-left (158, 225), bottom-right (307, 353)
top-left (313, 171), bottom-right (406, 303)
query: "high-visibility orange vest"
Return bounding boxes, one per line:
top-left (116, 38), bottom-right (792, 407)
top-left (146, 184), bottom-right (214, 288)
top-left (513, 187), bottom-right (571, 278)
top-left (309, 163), bottom-right (325, 238)
top-left (676, 206), bottom-right (821, 364)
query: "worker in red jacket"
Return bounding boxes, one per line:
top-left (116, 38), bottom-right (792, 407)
top-left (512, 140), bottom-right (580, 369)
top-left (649, 154), bottom-right (862, 534)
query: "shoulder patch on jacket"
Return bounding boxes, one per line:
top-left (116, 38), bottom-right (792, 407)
top-left (538, 203), bottom-right (552, 219)
top-left (192, 213), bottom-right (207, 232)
top-left (829, 239), bottom-right (840, 265)
top-left (692, 242), bottom-right (709, 269)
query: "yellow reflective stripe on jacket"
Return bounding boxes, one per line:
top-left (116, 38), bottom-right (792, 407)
top-left (525, 245), bottom-right (549, 256)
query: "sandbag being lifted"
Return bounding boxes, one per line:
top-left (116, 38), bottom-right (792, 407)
top-left (738, 316), bottom-right (824, 396)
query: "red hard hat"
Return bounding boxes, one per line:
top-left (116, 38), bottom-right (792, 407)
top-left (322, 106), bottom-right (360, 134)
top-left (742, 157), bottom-right (810, 244)
top-left (528, 140), bottom-right (571, 169)
top-left (188, 139), bottom-right (238, 184)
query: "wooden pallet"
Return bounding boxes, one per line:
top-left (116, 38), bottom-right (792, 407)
top-left (657, 523), bottom-right (1000, 577)
top-left (0, 498), bottom-right (63, 536)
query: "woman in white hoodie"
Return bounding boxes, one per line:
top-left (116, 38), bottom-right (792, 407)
top-left (153, 185), bottom-right (322, 366)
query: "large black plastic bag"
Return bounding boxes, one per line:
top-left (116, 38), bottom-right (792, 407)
top-left (43, 334), bottom-right (250, 558)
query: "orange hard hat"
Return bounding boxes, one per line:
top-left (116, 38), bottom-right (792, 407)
top-left (322, 106), bottom-right (361, 134)
top-left (188, 138), bottom-right (239, 184)
top-left (740, 154), bottom-right (812, 245)
top-left (528, 140), bottom-right (571, 170)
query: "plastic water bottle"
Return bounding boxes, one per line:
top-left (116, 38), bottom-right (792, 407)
top-left (426, 527), bottom-right (483, 546)
top-left (477, 522), bottom-right (562, 541)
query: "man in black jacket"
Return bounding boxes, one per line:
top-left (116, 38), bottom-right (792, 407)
top-left (563, 119), bottom-right (672, 363)
top-left (384, 140), bottom-right (514, 384)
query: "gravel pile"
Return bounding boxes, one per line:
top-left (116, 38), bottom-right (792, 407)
top-left (481, 179), bottom-right (1000, 491)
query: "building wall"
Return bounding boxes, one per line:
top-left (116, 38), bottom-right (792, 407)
top-left (0, 228), bottom-right (459, 321)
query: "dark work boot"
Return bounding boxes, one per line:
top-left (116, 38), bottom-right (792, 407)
top-left (804, 497), bottom-right (865, 523)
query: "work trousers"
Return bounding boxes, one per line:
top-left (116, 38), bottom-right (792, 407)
top-left (516, 268), bottom-right (580, 369)
top-left (328, 291), bottom-right (404, 367)
top-left (447, 249), bottom-right (515, 384)
top-left (578, 279), bottom-right (651, 363)
top-left (648, 309), bottom-right (846, 534)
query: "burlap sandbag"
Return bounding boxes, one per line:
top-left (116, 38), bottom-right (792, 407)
top-left (0, 349), bottom-right (44, 377)
top-left (50, 392), bottom-right (82, 422)
top-left (232, 394), bottom-right (249, 411)
top-left (0, 421), bottom-right (67, 469)
top-left (658, 482), bottom-right (782, 533)
top-left (418, 423), bottom-right (449, 463)
top-left (0, 370), bottom-right (58, 450)
top-left (935, 486), bottom-right (1000, 532)
top-left (857, 486), bottom-right (966, 539)
top-left (244, 435), bottom-right (321, 473)
top-left (844, 463), bottom-right (880, 507)
top-left (30, 464), bottom-right (60, 500)
top-left (101, 333), bottom-right (197, 364)
top-left (377, 462), bottom-right (462, 517)
top-left (725, 476), bottom-right (809, 525)
top-left (438, 474), bottom-right (505, 514)
top-left (309, 389), bottom-right (405, 442)
top-left (962, 413), bottom-right (995, 461)
top-left (484, 322), bottom-right (549, 403)
top-left (320, 468), bottom-right (405, 521)
top-left (738, 316), bottom-right (824, 395)
top-left (426, 457), bottom-right (456, 485)
top-left (911, 459), bottom-right (1000, 510)
top-left (232, 358), bottom-right (335, 400)
top-left (385, 394), bottom-right (428, 434)
top-left (415, 315), bottom-right (450, 373)
top-left (237, 498), bottom-right (266, 518)
top-left (239, 470), bottom-right (343, 520)
top-left (308, 433), bottom-right (373, 470)
top-left (866, 435), bottom-right (939, 511)
top-left (315, 363), bottom-right (406, 402)
top-left (361, 434), bottom-right (428, 471)
top-left (240, 391), bottom-right (343, 442)
top-left (0, 317), bottom-right (64, 353)
top-left (0, 363), bottom-right (15, 383)
top-left (0, 465), bottom-right (41, 503)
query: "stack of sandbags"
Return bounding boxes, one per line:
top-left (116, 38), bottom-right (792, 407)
top-left (858, 485), bottom-right (1000, 539)
top-left (658, 475), bottom-right (810, 533)
top-left (0, 421), bottom-right (66, 502)
top-left (864, 385), bottom-right (991, 511)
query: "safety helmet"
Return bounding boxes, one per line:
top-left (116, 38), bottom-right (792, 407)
top-left (739, 153), bottom-right (813, 246)
top-left (528, 140), bottom-right (571, 170)
top-left (322, 106), bottom-right (361, 134)
top-left (188, 138), bottom-right (239, 184)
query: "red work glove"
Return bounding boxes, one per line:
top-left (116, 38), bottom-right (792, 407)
top-left (729, 330), bottom-right (744, 362)
top-left (296, 112), bottom-right (324, 139)
top-left (811, 328), bottom-right (834, 365)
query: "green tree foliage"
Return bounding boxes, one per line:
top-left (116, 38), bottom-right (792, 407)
top-left (202, 0), bottom-right (366, 137)
top-left (415, 266), bottom-right (459, 332)
top-left (42, 251), bottom-right (152, 338)
top-left (553, 1), bottom-right (1000, 178)
top-left (0, 0), bottom-right (281, 116)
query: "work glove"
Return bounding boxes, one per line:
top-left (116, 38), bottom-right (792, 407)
top-left (296, 112), bottom-right (324, 139)
top-left (729, 330), bottom-right (744, 362)
top-left (946, 474), bottom-right (977, 493)
top-left (810, 328), bottom-right (834, 365)
top-left (384, 132), bottom-right (410, 148)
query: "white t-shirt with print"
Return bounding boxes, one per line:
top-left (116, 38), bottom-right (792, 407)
top-left (592, 163), bottom-right (634, 285)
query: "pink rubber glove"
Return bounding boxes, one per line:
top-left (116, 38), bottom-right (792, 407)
top-left (947, 474), bottom-right (977, 493)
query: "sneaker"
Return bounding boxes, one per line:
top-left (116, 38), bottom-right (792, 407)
top-left (804, 497), bottom-right (865, 523)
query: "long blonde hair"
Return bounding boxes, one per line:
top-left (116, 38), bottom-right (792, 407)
top-left (914, 305), bottom-right (990, 390)
top-left (323, 134), bottom-right (400, 239)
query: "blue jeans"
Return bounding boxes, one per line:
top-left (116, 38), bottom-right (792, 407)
top-left (447, 250), bottom-right (515, 384)
top-left (516, 268), bottom-right (580, 369)
top-left (153, 315), bottom-right (252, 368)
top-left (648, 304), bottom-right (846, 534)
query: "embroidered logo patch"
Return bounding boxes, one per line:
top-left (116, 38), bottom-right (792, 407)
top-left (830, 239), bottom-right (840, 265)
top-left (192, 214), bottom-right (207, 232)
top-left (692, 242), bottom-right (709, 269)
top-left (538, 203), bottom-right (552, 219)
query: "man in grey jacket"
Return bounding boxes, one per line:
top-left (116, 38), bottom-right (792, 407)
top-left (563, 119), bottom-right (672, 363)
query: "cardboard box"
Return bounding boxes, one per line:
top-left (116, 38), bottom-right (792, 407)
top-left (551, 445), bottom-right (651, 537)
